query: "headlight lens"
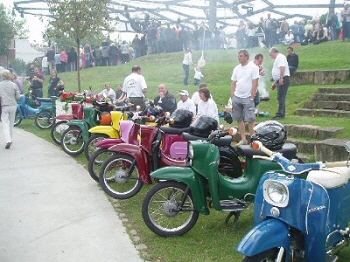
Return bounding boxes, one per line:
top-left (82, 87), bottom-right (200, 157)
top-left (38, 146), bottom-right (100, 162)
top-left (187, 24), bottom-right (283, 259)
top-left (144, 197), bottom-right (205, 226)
top-left (263, 180), bottom-right (289, 207)
top-left (188, 144), bottom-right (194, 159)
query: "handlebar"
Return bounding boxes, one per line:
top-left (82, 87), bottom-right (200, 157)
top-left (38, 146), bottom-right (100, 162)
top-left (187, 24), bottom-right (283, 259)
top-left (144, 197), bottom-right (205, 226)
top-left (251, 141), bottom-right (349, 174)
top-left (207, 127), bottom-right (237, 143)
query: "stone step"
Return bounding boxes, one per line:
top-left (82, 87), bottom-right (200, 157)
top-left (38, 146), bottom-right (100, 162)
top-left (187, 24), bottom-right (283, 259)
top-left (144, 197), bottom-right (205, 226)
top-left (297, 153), bottom-right (313, 163)
top-left (285, 124), bottom-right (343, 140)
top-left (315, 139), bottom-right (350, 162)
top-left (286, 138), bottom-right (317, 154)
top-left (318, 87), bottom-right (350, 94)
top-left (295, 108), bottom-right (350, 118)
top-left (312, 94), bottom-right (350, 101)
top-left (304, 101), bottom-right (350, 111)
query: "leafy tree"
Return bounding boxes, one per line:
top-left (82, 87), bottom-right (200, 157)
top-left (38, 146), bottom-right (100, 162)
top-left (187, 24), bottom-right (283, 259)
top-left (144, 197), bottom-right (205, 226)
top-left (47, 0), bottom-right (111, 92)
top-left (0, 4), bottom-right (28, 56)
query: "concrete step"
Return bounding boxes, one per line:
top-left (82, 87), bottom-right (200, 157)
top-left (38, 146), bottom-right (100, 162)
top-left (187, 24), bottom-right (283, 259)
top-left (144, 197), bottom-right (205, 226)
top-left (285, 124), bottom-right (343, 140)
top-left (295, 108), bottom-right (350, 118)
top-left (304, 101), bottom-right (350, 111)
top-left (297, 153), bottom-right (313, 163)
top-left (311, 94), bottom-right (350, 101)
top-left (286, 138), bottom-right (316, 154)
top-left (318, 87), bottom-right (350, 94)
top-left (315, 139), bottom-right (350, 162)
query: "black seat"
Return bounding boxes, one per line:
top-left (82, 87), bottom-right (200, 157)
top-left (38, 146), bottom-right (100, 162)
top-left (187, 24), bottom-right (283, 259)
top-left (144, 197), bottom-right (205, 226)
top-left (237, 143), bottom-right (298, 160)
top-left (160, 126), bottom-right (190, 134)
top-left (182, 132), bottom-right (208, 141)
top-left (212, 135), bottom-right (232, 147)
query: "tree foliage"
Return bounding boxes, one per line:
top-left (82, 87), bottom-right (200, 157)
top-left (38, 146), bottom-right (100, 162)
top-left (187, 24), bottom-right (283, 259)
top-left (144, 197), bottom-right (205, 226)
top-left (0, 4), bottom-right (28, 56)
top-left (47, 0), bottom-right (111, 92)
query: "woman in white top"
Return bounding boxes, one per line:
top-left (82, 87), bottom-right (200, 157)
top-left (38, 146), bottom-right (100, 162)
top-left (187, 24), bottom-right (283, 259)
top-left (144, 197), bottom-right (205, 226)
top-left (197, 87), bottom-right (219, 123)
top-left (182, 48), bottom-right (193, 86)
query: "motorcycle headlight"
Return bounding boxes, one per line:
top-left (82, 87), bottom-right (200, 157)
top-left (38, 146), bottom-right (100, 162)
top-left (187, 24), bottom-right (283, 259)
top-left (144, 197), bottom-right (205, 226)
top-left (263, 180), bottom-right (289, 208)
top-left (188, 144), bottom-right (194, 159)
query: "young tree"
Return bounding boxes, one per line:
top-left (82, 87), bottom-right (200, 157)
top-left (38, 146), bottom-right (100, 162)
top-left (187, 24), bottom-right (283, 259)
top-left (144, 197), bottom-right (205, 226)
top-left (47, 0), bottom-right (111, 92)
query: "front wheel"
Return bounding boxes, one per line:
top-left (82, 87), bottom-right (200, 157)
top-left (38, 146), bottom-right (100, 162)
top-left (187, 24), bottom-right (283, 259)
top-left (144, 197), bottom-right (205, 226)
top-left (99, 153), bottom-right (143, 199)
top-left (60, 126), bottom-right (85, 155)
top-left (243, 248), bottom-right (282, 262)
top-left (14, 109), bottom-right (22, 126)
top-left (88, 148), bottom-right (115, 182)
top-left (51, 120), bottom-right (68, 145)
top-left (84, 134), bottom-right (109, 161)
top-left (35, 110), bottom-right (55, 129)
top-left (142, 181), bottom-right (199, 237)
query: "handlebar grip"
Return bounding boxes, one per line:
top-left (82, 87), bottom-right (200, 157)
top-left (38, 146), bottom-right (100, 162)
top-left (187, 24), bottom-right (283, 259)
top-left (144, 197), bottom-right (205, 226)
top-left (324, 161), bottom-right (348, 168)
top-left (251, 141), bottom-right (274, 156)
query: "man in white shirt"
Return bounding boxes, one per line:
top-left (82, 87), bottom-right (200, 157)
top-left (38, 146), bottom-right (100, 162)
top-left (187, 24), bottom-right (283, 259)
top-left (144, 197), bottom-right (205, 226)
top-left (269, 47), bottom-right (290, 120)
top-left (177, 90), bottom-right (196, 116)
top-left (123, 65), bottom-right (147, 110)
top-left (182, 48), bottom-right (193, 86)
top-left (231, 49), bottom-right (259, 146)
top-left (98, 83), bottom-right (116, 102)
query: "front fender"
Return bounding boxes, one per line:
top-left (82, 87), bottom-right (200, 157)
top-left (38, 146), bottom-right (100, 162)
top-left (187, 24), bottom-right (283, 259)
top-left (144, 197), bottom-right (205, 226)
top-left (88, 126), bottom-right (119, 138)
top-left (236, 219), bottom-right (290, 257)
top-left (67, 120), bottom-right (90, 141)
top-left (151, 166), bottom-right (209, 215)
top-left (94, 138), bottom-right (122, 149)
top-left (108, 143), bottom-right (151, 184)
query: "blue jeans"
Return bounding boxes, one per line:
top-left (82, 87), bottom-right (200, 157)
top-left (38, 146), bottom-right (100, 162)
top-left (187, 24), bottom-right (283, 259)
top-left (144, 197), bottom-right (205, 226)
top-left (182, 64), bottom-right (189, 85)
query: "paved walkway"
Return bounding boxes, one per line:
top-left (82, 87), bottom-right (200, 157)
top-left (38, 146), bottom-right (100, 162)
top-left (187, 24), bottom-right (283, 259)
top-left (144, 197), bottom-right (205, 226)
top-left (0, 123), bottom-right (143, 262)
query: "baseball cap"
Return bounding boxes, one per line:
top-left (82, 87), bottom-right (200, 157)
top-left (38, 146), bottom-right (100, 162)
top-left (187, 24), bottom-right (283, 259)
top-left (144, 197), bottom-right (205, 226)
top-left (179, 90), bottom-right (189, 96)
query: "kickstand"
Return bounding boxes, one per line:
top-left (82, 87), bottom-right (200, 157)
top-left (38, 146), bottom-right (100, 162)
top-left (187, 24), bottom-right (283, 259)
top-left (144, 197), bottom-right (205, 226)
top-left (225, 211), bottom-right (241, 230)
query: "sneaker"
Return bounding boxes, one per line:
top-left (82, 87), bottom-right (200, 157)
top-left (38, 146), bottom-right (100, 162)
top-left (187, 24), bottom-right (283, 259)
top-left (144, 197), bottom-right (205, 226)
top-left (272, 116), bottom-right (285, 120)
top-left (236, 139), bottom-right (248, 147)
top-left (5, 142), bottom-right (12, 149)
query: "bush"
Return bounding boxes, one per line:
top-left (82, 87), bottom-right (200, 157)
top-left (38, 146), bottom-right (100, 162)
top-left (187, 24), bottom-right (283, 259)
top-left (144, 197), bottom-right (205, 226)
top-left (9, 58), bottom-right (27, 76)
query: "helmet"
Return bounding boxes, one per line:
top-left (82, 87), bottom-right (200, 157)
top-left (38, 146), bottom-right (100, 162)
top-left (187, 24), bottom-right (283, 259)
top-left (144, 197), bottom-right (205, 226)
top-left (189, 115), bottom-right (218, 137)
top-left (170, 109), bottom-right (193, 128)
top-left (147, 105), bottom-right (164, 117)
top-left (251, 120), bottom-right (287, 150)
top-left (99, 112), bottom-right (112, 125)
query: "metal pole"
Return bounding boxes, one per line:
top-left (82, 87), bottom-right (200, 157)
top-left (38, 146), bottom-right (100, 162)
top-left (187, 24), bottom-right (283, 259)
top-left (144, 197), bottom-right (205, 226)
top-left (329, 0), bottom-right (336, 13)
top-left (209, 0), bottom-right (217, 31)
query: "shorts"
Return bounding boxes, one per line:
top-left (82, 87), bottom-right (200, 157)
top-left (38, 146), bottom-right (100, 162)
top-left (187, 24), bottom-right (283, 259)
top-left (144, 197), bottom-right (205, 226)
top-left (232, 95), bottom-right (255, 122)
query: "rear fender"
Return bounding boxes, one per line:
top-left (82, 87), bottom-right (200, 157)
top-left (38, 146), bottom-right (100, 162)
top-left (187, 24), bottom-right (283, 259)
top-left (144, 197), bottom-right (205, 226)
top-left (94, 138), bottom-right (123, 149)
top-left (88, 125), bottom-right (119, 138)
top-left (67, 121), bottom-right (90, 140)
top-left (108, 143), bottom-right (151, 184)
top-left (236, 219), bottom-right (290, 257)
top-left (151, 166), bottom-right (209, 215)
top-left (56, 115), bottom-right (73, 121)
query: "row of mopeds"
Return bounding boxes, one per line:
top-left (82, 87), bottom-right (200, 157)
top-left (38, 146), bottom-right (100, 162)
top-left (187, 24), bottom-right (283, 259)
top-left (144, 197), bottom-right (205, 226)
top-left (49, 98), bottom-right (350, 262)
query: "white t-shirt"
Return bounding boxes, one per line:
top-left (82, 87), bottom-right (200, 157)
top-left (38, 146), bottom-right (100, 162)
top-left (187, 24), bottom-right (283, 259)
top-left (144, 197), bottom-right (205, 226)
top-left (99, 88), bottom-right (116, 101)
top-left (197, 98), bottom-right (219, 122)
top-left (192, 91), bottom-right (214, 106)
top-left (177, 98), bottom-right (196, 116)
top-left (194, 68), bottom-right (203, 80)
top-left (231, 62), bottom-right (260, 98)
top-left (182, 52), bottom-right (192, 65)
top-left (123, 73), bottom-right (147, 98)
top-left (272, 53), bottom-right (290, 81)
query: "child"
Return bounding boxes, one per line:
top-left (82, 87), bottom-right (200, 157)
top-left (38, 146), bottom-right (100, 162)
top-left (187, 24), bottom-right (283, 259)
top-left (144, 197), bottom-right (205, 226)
top-left (193, 65), bottom-right (203, 86)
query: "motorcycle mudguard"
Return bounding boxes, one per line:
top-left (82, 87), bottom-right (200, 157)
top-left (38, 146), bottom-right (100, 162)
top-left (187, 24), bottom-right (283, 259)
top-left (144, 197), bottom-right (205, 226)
top-left (56, 115), bottom-right (73, 121)
top-left (236, 219), bottom-right (290, 257)
top-left (66, 120), bottom-right (90, 141)
top-left (88, 125), bottom-right (119, 138)
top-left (151, 166), bottom-right (209, 215)
top-left (108, 143), bottom-right (152, 184)
top-left (94, 138), bottom-right (122, 149)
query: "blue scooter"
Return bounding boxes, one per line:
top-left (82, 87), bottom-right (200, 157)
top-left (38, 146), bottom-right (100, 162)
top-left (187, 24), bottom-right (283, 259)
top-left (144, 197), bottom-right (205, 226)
top-left (237, 141), bottom-right (350, 262)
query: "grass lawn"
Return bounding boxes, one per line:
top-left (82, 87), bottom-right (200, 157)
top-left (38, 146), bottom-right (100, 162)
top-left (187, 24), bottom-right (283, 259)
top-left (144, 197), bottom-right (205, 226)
top-left (19, 40), bottom-right (350, 261)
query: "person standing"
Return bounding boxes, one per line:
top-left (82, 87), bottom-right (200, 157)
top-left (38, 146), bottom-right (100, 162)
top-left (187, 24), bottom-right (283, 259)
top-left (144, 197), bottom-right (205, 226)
top-left (68, 47), bottom-right (78, 71)
top-left (123, 65), bottom-right (147, 110)
top-left (60, 49), bottom-right (68, 72)
top-left (153, 84), bottom-right (177, 114)
top-left (11, 73), bottom-right (23, 94)
top-left (177, 90), bottom-right (196, 116)
top-left (341, 3), bottom-right (350, 42)
top-left (182, 48), bottom-right (193, 86)
top-left (0, 70), bottom-right (20, 149)
top-left (46, 47), bottom-right (56, 75)
top-left (286, 46), bottom-right (299, 76)
top-left (231, 49), bottom-right (259, 146)
top-left (269, 47), bottom-right (290, 120)
top-left (27, 66), bottom-right (44, 98)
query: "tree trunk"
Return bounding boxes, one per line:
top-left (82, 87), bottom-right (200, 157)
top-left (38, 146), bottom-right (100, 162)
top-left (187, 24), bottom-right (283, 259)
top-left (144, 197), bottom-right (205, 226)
top-left (76, 38), bottom-right (81, 93)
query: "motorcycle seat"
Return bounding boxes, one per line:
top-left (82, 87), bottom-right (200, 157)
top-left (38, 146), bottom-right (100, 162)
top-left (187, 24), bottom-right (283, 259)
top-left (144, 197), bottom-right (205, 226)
top-left (182, 133), bottom-right (208, 141)
top-left (160, 126), bottom-right (190, 134)
top-left (307, 167), bottom-right (350, 189)
top-left (238, 143), bottom-right (298, 160)
top-left (182, 133), bottom-right (232, 146)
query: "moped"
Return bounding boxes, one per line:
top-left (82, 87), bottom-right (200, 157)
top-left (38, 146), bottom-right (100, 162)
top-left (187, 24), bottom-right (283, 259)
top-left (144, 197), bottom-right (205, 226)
top-left (141, 130), bottom-right (300, 237)
top-left (236, 141), bottom-right (350, 262)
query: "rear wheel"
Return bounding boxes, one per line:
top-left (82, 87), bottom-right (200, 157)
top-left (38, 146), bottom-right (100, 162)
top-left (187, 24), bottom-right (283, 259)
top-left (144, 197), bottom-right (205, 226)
top-left (14, 109), bottom-right (22, 126)
top-left (51, 120), bottom-right (68, 145)
top-left (88, 148), bottom-right (115, 182)
top-left (60, 126), bottom-right (85, 155)
top-left (84, 134), bottom-right (109, 161)
top-left (35, 110), bottom-right (55, 129)
top-left (99, 153), bottom-right (143, 199)
top-left (243, 248), bottom-right (282, 262)
top-left (142, 181), bottom-right (199, 237)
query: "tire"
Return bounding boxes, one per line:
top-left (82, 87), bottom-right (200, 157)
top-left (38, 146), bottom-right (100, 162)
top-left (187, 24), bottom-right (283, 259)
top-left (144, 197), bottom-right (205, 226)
top-left (60, 126), bottom-right (85, 155)
top-left (84, 134), bottom-right (109, 161)
top-left (88, 148), bottom-right (115, 182)
top-left (142, 181), bottom-right (199, 237)
top-left (218, 146), bottom-right (242, 178)
top-left (99, 153), bottom-right (143, 199)
top-left (50, 120), bottom-right (68, 145)
top-left (243, 248), bottom-right (281, 262)
top-left (35, 110), bottom-right (55, 129)
top-left (14, 109), bottom-right (22, 126)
